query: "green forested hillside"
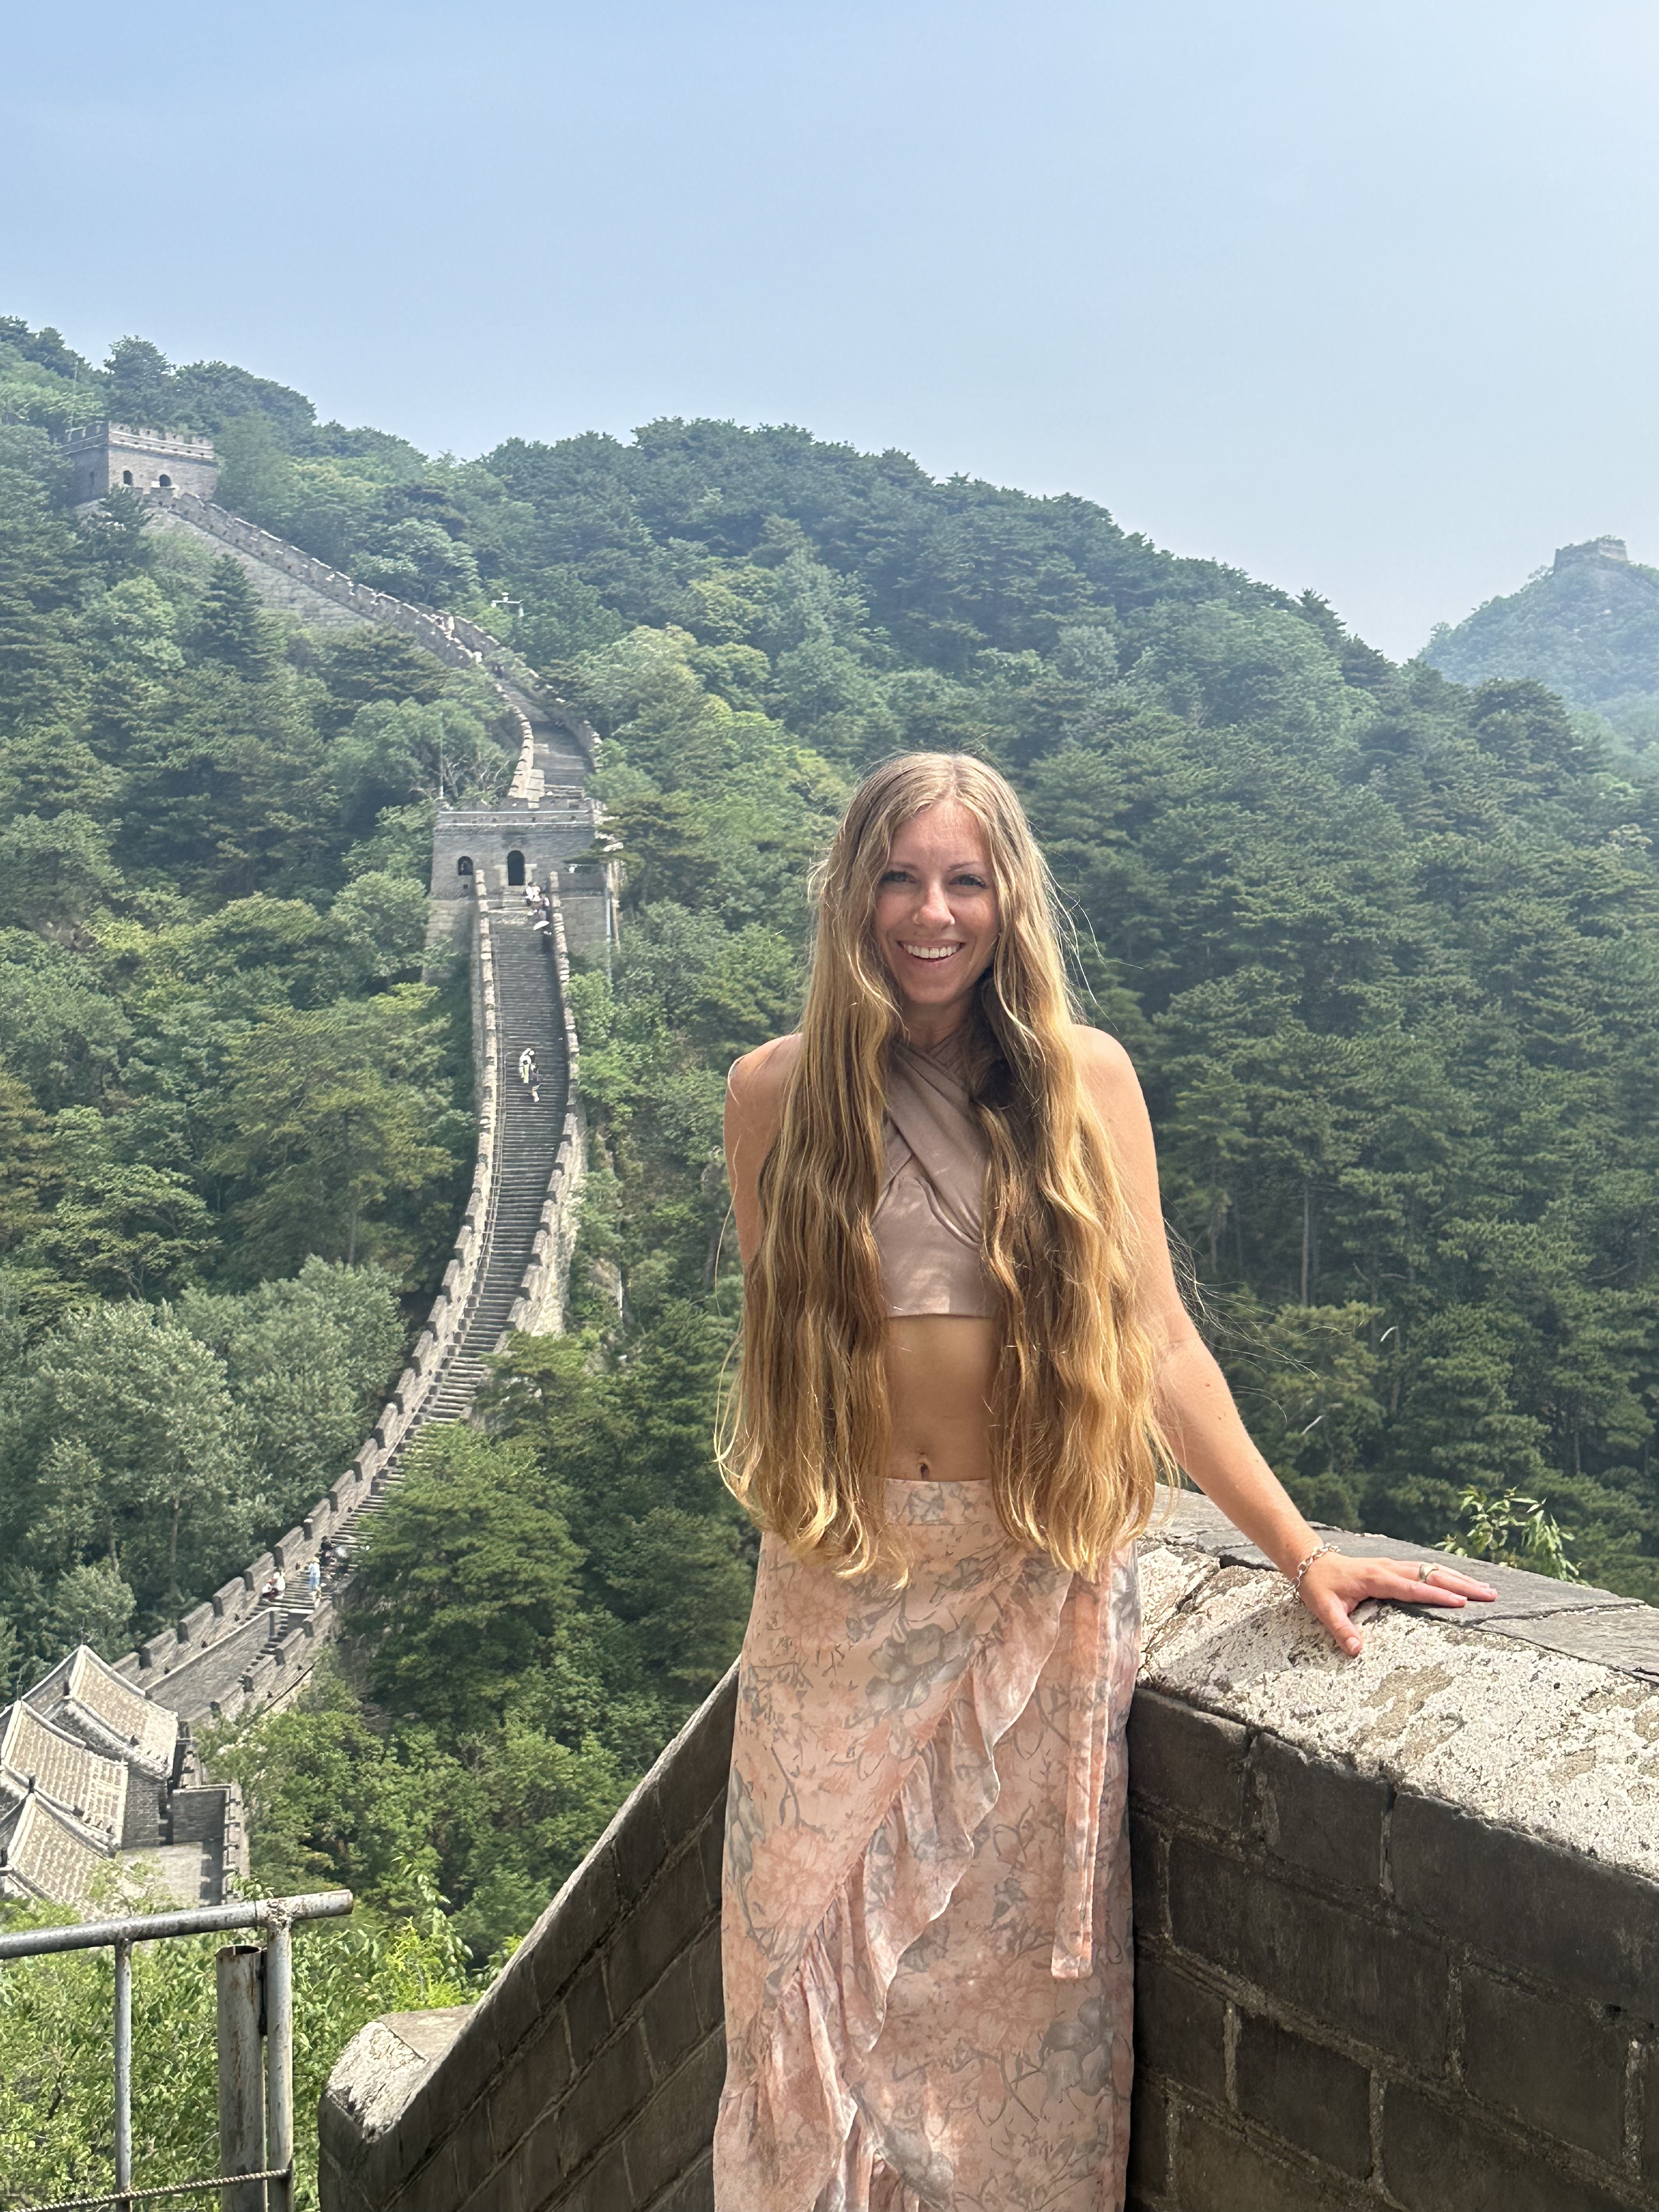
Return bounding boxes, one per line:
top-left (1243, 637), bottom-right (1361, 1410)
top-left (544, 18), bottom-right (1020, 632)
top-left (6, 318), bottom-right (1659, 1974)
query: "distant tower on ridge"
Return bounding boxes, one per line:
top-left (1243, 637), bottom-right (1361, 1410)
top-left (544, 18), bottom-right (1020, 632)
top-left (66, 421), bottom-right (218, 506)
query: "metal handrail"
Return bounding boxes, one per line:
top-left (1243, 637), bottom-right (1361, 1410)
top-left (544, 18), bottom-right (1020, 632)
top-left (0, 1889), bottom-right (353, 2212)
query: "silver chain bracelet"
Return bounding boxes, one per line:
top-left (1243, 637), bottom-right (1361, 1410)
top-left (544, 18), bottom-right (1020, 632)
top-left (1290, 1539), bottom-right (1333, 1595)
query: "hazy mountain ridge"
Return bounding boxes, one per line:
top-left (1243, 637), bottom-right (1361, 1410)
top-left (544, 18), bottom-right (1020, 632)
top-left (1424, 536), bottom-right (1659, 747)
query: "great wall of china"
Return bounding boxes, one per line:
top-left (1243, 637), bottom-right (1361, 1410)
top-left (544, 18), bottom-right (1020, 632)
top-left (10, 433), bottom-right (1659, 2212)
top-left (3, 437), bottom-right (615, 1912)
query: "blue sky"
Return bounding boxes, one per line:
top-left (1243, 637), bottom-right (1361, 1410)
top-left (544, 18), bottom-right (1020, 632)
top-left (3, 0), bottom-right (1654, 657)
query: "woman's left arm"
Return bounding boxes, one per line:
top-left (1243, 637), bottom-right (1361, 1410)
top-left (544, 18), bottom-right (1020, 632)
top-left (1076, 1028), bottom-right (1495, 1655)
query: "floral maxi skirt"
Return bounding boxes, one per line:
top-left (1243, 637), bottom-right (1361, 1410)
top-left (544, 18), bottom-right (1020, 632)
top-left (714, 1479), bottom-right (1141, 2212)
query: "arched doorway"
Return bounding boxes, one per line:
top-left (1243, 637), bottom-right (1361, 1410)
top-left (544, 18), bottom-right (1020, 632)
top-left (456, 855), bottom-right (474, 878)
top-left (121, 471), bottom-right (133, 486)
top-left (157, 473), bottom-right (172, 489)
top-left (506, 850), bottom-right (526, 887)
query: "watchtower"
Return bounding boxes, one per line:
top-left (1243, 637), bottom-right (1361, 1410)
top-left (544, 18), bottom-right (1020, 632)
top-left (66, 421), bottom-right (218, 506)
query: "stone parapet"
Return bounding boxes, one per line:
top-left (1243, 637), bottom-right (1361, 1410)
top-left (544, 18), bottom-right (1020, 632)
top-left (319, 1498), bottom-right (1659, 2212)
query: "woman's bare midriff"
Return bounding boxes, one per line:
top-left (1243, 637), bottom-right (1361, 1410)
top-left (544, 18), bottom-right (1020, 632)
top-left (884, 1314), bottom-right (1000, 1481)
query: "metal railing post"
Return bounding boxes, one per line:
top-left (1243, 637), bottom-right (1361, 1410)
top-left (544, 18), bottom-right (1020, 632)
top-left (113, 1937), bottom-right (133, 2212)
top-left (263, 1912), bottom-right (294, 2212)
top-left (215, 1946), bottom-right (265, 2212)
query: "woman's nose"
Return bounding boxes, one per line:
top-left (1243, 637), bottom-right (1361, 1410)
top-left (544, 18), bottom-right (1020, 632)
top-left (915, 879), bottom-right (955, 926)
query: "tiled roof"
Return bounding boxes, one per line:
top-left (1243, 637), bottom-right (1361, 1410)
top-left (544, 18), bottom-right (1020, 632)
top-left (0, 1795), bottom-right (105, 1906)
top-left (25, 1646), bottom-right (179, 1781)
top-left (0, 1702), bottom-right (128, 1845)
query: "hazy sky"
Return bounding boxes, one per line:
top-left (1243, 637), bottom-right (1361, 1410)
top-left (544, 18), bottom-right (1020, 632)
top-left (3, 0), bottom-right (1655, 658)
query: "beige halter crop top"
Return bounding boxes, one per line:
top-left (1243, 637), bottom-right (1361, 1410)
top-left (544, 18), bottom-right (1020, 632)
top-left (873, 1039), bottom-right (995, 1317)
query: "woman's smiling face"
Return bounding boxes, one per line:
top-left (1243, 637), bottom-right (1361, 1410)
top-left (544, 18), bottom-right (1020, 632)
top-left (873, 800), bottom-right (1000, 1035)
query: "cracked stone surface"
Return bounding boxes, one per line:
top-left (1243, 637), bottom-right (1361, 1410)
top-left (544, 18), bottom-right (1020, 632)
top-left (1141, 1499), bottom-right (1659, 1882)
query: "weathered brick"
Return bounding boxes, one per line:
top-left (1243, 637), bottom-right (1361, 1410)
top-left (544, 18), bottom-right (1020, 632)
top-left (607, 1850), bottom-right (711, 2017)
top-left (1391, 1792), bottom-right (1659, 2016)
top-left (1129, 1812), bottom-right (1165, 1940)
top-left (484, 1946), bottom-right (546, 2066)
top-left (1248, 1733), bottom-right (1387, 1894)
top-left (510, 2103), bottom-right (562, 2212)
top-left (1381, 2083), bottom-right (1632, 2212)
top-left (554, 2023), bottom-right (652, 2175)
top-left (1133, 1954), bottom-right (1227, 2101)
top-left (546, 2140), bottom-right (629, 2212)
top-left (529, 1847), bottom-right (622, 2011)
top-left (696, 1803), bottom-right (725, 1910)
top-left (1458, 1964), bottom-right (1627, 2164)
top-left (399, 2142), bottom-right (461, 2212)
top-left (642, 1950), bottom-right (703, 2080)
top-left (1128, 1690), bottom-right (1249, 1833)
top-left (1167, 1834), bottom-right (1448, 2068)
top-left (653, 1671), bottom-right (737, 1844)
top-left (566, 1959), bottom-right (611, 2069)
top-left (613, 1775), bottom-right (672, 1905)
top-left (1173, 2110), bottom-right (1372, 2212)
top-left (1125, 2076), bottom-right (1170, 2199)
top-left (489, 2013), bottom-right (573, 2159)
top-left (450, 2094), bottom-right (500, 2202)
top-left (687, 1919), bottom-right (724, 2034)
top-left (623, 2033), bottom-right (727, 2203)
top-left (458, 2153), bottom-right (520, 2212)
top-left (647, 2149), bottom-right (714, 2212)
top-left (1234, 2013), bottom-right (1371, 2179)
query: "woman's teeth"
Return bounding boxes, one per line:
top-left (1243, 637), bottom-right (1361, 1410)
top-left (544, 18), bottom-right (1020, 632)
top-left (901, 943), bottom-right (960, 961)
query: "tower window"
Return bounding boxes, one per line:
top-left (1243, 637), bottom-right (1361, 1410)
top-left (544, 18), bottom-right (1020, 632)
top-left (121, 471), bottom-right (133, 486)
top-left (506, 850), bottom-right (526, 887)
top-left (456, 856), bottom-right (473, 877)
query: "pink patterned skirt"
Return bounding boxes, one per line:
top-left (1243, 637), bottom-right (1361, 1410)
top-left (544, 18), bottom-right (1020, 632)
top-left (715, 1478), bottom-right (1141, 2211)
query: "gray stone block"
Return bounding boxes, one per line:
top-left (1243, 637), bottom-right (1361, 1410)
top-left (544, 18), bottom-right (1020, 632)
top-left (653, 1671), bottom-right (738, 1846)
top-left (528, 1848), bottom-right (622, 2012)
top-left (566, 1959), bottom-right (611, 2068)
top-left (1458, 1965), bottom-right (1628, 2164)
top-left (488, 2014), bottom-right (573, 2163)
top-left (1381, 2083), bottom-right (1633, 2212)
top-left (1172, 2111), bottom-right (1373, 2211)
top-left (1125, 2078), bottom-right (1170, 2199)
top-left (541, 2141), bottom-right (629, 2212)
top-left (1479, 1606), bottom-right (1659, 1678)
top-left (1128, 1690), bottom-right (1249, 1833)
top-left (613, 1777), bottom-right (671, 1908)
top-left (607, 1852), bottom-right (711, 2019)
top-left (484, 1944), bottom-right (547, 2067)
top-left (1132, 1952), bottom-right (1227, 2102)
top-left (696, 1805), bottom-right (724, 1911)
top-left (1167, 1834), bottom-right (1449, 2068)
top-left (399, 2143), bottom-right (462, 2212)
top-left (641, 1950), bottom-right (703, 2081)
top-left (449, 2094), bottom-right (500, 2203)
top-left (509, 2104), bottom-right (562, 2211)
top-left (554, 2023), bottom-right (651, 2176)
top-left (1391, 1792), bottom-right (1659, 2016)
top-left (1130, 1812), bottom-right (1166, 1949)
top-left (622, 2034), bottom-right (727, 2204)
top-left (686, 1921), bottom-right (723, 2036)
top-left (456, 2154), bottom-right (521, 2212)
top-left (1234, 2013), bottom-right (1372, 2178)
top-left (1248, 1732), bottom-right (1387, 1894)
top-left (644, 2149), bottom-right (714, 2212)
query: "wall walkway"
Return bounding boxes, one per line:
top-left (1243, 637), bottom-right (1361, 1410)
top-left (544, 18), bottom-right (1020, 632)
top-left (320, 1498), bottom-right (1659, 2212)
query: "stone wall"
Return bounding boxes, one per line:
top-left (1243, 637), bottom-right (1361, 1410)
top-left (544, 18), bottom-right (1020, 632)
top-left (319, 1498), bottom-right (1659, 2212)
top-left (112, 878), bottom-right (506, 1718)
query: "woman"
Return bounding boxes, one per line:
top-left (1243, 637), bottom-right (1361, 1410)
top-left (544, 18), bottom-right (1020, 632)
top-left (716, 754), bottom-right (1493, 2211)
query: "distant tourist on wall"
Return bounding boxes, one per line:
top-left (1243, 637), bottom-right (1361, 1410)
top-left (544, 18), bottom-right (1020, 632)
top-left (518, 1046), bottom-right (540, 1104)
top-left (714, 753), bottom-right (1497, 2210)
top-left (304, 1558), bottom-right (321, 1603)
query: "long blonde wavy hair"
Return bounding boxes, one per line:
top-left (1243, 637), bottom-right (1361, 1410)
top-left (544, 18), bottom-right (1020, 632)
top-left (721, 752), bottom-right (1174, 1581)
